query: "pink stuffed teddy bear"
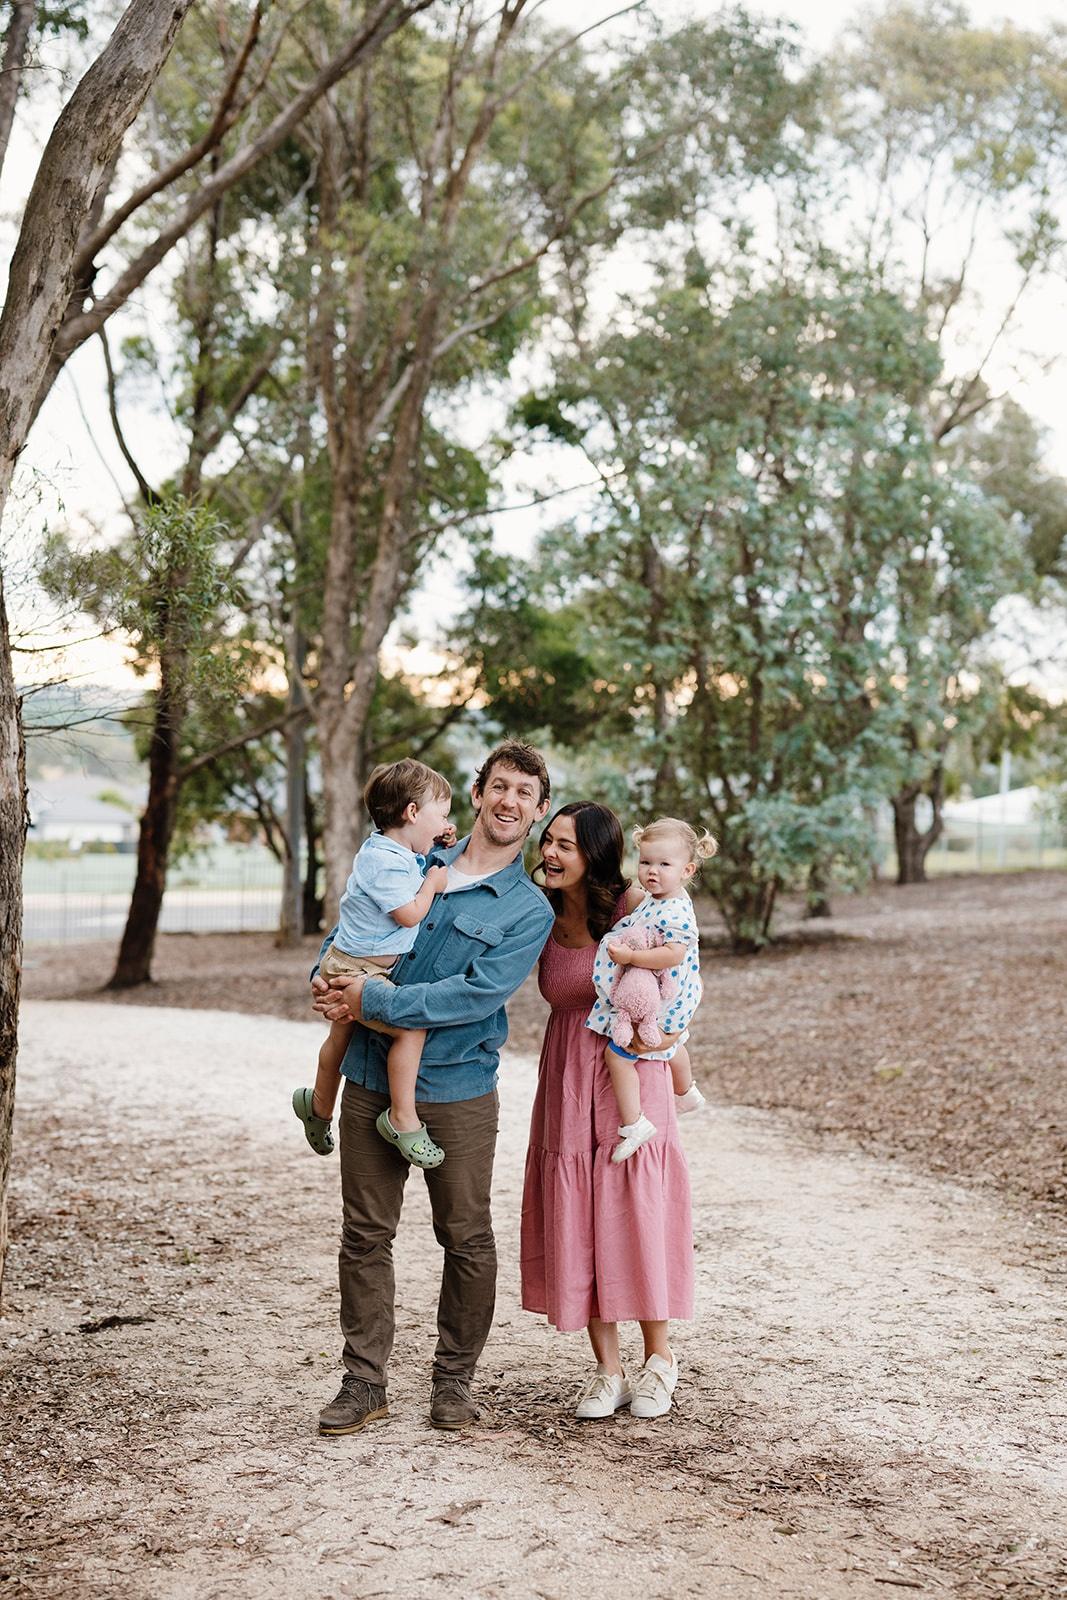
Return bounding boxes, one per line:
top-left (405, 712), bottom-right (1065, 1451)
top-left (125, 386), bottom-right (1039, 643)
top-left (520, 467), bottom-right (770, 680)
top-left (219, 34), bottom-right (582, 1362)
top-left (608, 925), bottom-right (677, 1050)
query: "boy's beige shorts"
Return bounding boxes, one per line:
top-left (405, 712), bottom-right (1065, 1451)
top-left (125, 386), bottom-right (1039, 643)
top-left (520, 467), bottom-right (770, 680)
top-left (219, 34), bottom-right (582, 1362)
top-left (319, 945), bottom-right (396, 1035)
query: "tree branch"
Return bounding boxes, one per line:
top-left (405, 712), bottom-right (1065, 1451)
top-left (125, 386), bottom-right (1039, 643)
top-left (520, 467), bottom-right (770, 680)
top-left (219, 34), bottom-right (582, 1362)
top-left (177, 699), bottom-right (314, 782)
top-left (72, 1), bottom-right (270, 278)
top-left (98, 326), bottom-right (156, 506)
top-left (0, 0), bottom-right (35, 187)
top-left (47, 0), bottom-right (438, 377)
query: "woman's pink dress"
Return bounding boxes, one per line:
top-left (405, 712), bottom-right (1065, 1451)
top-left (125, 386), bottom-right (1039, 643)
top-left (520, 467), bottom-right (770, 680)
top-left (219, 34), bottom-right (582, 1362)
top-left (520, 924), bottom-right (694, 1332)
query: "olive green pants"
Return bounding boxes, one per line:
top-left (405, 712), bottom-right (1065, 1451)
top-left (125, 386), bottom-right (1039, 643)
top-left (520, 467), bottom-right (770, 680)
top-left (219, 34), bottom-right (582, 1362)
top-left (337, 1077), bottom-right (500, 1387)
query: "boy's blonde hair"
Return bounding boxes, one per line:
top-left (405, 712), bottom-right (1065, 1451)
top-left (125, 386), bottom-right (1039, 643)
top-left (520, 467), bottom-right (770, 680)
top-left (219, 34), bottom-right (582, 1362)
top-left (632, 816), bottom-right (718, 864)
top-left (364, 759), bottom-right (451, 831)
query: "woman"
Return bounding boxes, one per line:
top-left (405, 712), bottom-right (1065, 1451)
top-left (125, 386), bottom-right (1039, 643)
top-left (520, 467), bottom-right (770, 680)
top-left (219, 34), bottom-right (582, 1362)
top-left (520, 801), bottom-right (694, 1419)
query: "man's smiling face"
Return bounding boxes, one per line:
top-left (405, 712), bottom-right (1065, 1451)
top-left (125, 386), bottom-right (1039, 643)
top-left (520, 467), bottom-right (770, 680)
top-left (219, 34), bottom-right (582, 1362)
top-left (471, 762), bottom-right (549, 848)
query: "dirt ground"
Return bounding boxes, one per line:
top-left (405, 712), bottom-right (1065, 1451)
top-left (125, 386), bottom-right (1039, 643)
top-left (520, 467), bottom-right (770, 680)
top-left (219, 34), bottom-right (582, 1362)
top-left (3, 872), bottom-right (1066, 1598)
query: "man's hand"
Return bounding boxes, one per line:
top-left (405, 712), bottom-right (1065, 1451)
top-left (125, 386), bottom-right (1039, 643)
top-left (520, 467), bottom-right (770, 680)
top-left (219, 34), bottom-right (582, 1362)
top-left (425, 863), bottom-right (449, 895)
top-left (311, 973), bottom-right (367, 1024)
top-left (606, 939), bottom-right (633, 965)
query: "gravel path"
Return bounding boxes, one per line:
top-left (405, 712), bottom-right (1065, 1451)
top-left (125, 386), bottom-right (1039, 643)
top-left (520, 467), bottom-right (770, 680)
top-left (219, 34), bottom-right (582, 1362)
top-left (2, 1001), bottom-right (1065, 1598)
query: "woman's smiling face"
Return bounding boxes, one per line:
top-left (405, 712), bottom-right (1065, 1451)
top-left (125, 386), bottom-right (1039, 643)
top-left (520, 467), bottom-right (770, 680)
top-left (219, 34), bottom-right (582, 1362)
top-left (539, 814), bottom-right (587, 894)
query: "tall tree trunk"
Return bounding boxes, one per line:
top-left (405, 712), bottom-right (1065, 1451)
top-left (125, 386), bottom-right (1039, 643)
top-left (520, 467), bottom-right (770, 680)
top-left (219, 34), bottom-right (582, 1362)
top-left (108, 669), bottom-right (183, 988)
top-left (0, 0), bottom-right (196, 511)
top-left (319, 716), bottom-right (362, 925)
top-left (642, 533), bottom-right (676, 809)
top-left (0, 0), bottom-right (35, 186)
top-left (805, 859), bottom-right (833, 919)
top-left (0, 575), bottom-right (28, 1302)
top-left (276, 632), bottom-right (307, 948)
top-left (0, 0), bottom-right (197, 1301)
top-left (892, 778), bottom-right (944, 885)
top-left (302, 785), bottom-right (323, 937)
top-left (714, 856), bottom-right (779, 954)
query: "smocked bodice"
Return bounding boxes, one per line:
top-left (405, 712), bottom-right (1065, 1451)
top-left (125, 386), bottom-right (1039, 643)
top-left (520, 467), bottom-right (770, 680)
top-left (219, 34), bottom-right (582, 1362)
top-left (537, 933), bottom-right (599, 1013)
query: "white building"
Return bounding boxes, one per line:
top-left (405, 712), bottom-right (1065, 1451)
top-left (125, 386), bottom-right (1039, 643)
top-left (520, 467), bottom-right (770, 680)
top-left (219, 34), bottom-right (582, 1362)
top-left (28, 777), bottom-right (144, 850)
top-left (941, 785), bottom-right (1044, 827)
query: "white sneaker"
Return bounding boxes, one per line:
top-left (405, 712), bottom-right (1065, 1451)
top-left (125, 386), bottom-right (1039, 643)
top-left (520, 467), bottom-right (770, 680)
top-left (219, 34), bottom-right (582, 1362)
top-left (675, 1083), bottom-right (706, 1115)
top-left (629, 1352), bottom-right (678, 1418)
top-left (574, 1366), bottom-right (632, 1419)
top-left (611, 1113), bottom-right (656, 1163)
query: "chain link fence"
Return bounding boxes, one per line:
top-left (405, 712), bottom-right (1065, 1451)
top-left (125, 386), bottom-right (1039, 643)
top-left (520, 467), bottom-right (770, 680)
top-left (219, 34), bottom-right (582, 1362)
top-left (23, 818), bottom-right (1066, 946)
top-left (23, 849), bottom-right (287, 945)
top-left (878, 815), bottom-right (1067, 876)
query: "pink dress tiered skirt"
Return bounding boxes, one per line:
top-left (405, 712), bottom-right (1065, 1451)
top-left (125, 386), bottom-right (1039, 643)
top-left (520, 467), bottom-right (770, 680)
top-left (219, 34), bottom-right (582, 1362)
top-left (520, 929), bottom-right (694, 1332)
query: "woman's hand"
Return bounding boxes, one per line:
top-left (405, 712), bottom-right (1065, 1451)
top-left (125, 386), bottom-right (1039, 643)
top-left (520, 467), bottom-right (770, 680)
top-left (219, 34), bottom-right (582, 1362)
top-left (606, 939), bottom-right (633, 965)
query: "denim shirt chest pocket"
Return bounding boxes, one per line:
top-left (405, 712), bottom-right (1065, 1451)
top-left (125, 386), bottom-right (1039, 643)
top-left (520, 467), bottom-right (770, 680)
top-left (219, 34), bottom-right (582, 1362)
top-left (433, 909), bottom-right (504, 978)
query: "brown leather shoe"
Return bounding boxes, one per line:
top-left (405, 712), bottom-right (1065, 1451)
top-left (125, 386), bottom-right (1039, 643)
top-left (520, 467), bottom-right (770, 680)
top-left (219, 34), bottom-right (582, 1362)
top-left (318, 1375), bottom-right (388, 1435)
top-left (429, 1376), bottom-right (479, 1430)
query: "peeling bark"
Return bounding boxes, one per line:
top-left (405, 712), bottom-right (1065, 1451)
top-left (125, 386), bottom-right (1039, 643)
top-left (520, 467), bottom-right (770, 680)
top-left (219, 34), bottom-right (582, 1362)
top-left (0, 0), bottom-right (197, 1300)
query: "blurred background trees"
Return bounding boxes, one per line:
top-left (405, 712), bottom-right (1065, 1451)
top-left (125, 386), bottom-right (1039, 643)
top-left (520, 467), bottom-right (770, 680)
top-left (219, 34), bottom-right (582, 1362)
top-left (8, 0), bottom-right (1067, 970)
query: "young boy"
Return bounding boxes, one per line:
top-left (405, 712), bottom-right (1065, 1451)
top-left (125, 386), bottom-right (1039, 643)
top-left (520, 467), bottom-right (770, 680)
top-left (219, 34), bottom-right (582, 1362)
top-left (292, 758), bottom-right (453, 1169)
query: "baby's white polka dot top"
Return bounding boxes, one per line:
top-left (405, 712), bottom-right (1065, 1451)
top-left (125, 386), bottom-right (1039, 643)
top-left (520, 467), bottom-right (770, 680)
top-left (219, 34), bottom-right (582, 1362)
top-left (586, 891), bottom-right (702, 1059)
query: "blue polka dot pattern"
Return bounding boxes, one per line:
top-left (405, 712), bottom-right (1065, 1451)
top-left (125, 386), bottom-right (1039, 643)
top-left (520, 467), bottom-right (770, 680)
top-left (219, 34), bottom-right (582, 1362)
top-left (581, 891), bottom-right (702, 1061)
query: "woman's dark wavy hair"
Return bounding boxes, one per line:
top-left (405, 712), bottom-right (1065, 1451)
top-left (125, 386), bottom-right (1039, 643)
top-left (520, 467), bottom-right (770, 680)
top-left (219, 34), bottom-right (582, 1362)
top-left (536, 801), bottom-right (629, 942)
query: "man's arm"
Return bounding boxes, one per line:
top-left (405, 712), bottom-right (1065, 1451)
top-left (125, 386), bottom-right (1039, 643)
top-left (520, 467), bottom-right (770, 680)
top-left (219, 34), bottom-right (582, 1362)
top-left (360, 904), bottom-right (554, 1032)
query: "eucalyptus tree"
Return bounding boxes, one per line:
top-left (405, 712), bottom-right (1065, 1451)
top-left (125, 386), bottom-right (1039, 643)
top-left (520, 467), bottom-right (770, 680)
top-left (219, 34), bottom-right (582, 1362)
top-left (0, 0), bottom-right (444, 1289)
top-left (824, 0), bottom-right (1067, 871)
top-left (0, 0), bottom-right (195, 1303)
top-left (287, 1), bottom-right (810, 912)
top-left (954, 400), bottom-right (1067, 586)
top-left (515, 256), bottom-right (1016, 946)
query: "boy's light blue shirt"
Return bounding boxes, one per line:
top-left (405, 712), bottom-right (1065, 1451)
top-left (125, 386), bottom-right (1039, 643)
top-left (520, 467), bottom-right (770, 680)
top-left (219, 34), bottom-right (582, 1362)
top-left (314, 836), bottom-right (554, 1103)
top-left (334, 830), bottom-right (426, 957)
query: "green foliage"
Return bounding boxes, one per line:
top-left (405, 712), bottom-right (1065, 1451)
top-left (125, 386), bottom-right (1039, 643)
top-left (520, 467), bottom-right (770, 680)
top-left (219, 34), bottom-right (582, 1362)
top-left (455, 550), bottom-right (629, 749)
top-left (37, 4), bottom-right (89, 40)
top-left (42, 499), bottom-right (240, 700)
top-left (499, 251), bottom-right (1023, 947)
top-left (950, 401), bottom-right (1067, 582)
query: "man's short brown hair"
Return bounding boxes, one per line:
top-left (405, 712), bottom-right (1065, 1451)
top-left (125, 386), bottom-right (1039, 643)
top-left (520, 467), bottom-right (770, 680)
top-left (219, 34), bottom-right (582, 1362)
top-left (363, 759), bottom-right (451, 831)
top-left (473, 741), bottom-right (551, 805)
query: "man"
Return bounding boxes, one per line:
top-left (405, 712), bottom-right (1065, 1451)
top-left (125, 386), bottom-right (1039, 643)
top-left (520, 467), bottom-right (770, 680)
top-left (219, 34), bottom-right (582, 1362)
top-left (311, 740), bottom-right (554, 1434)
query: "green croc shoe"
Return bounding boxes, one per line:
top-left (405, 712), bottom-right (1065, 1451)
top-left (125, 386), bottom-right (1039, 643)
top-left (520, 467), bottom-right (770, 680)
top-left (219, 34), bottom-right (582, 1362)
top-left (375, 1109), bottom-right (444, 1169)
top-left (292, 1087), bottom-right (335, 1156)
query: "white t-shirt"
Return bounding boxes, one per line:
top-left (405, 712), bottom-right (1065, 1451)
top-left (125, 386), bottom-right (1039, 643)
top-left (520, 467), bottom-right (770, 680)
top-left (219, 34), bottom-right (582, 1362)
top-left (444, 860), bottom-right (496, 894)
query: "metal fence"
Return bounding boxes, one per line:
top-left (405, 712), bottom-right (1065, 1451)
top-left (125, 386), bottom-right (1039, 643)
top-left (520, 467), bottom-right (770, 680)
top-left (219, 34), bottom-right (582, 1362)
top-left (22, 849), bottom-right (287, 945)
top-left (22, 817), bottom-right (1066, 946)
top-left (878, 815), bottom-right (1067, 876)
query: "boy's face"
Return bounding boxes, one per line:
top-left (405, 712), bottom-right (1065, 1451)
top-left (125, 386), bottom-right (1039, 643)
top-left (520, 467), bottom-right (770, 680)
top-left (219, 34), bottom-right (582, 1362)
top-left (471, 762), bottom-right (549, 849)
top-left (410, 793), bottom-right (452, 854)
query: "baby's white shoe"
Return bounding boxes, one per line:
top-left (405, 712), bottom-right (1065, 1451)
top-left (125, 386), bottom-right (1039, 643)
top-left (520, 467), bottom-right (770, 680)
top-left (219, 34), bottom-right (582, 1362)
top-left (574, 1365), bottom-right (632, 1419)
top-left (629, 1352), bottom-right (678, 1418)
top-left (611, 1113), bottom-right (656, 1163)
top-left (675, 1083), bottom-right (706, 1115)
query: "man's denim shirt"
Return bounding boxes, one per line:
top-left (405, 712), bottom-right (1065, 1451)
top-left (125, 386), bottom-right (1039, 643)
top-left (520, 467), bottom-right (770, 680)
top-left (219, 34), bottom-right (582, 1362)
top-left (314, 836), bottom-right (554, 1103)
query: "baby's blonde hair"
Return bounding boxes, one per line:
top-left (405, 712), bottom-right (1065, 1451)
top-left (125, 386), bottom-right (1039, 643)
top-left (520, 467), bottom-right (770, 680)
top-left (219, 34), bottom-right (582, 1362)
top-left (632, 816), bottom-right (718, 864)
